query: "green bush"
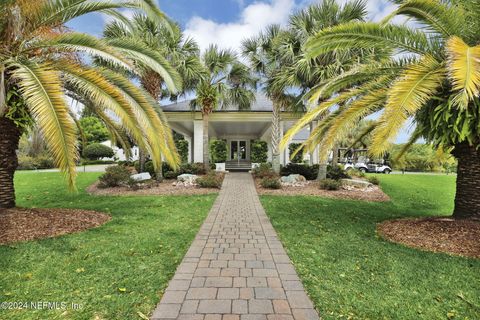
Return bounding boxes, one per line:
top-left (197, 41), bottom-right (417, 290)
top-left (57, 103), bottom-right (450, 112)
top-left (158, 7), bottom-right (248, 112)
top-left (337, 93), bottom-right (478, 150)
top-left (280, 163), bottom-right (319, 180)
top-left (17, 155), bottom-right (55, 170)
top-left (252, 163), bottom-right (275, 179)
top-left (164, 171), bottom-right (178, 179)
top-left (251, 140), bottom-right (268, 163)
top-left (98, 165), bottom-right (131, 188)
top-left (175, 139), bottom-right (189, 163)
top-left (197, 172), bottom-right (224, 189)
top-left (83, 143), bottom-right (115, 160)
top-left (319, 178), bottom-right (342, 190)
top-left (80, 159), bottom-right (115, 165)
top-left (260, 177), bottom-right (281, 189)
top-left (288, 143), bottom-right (304, 163)
top-left (210, 139), bottom-right (227, 163)
top-left (368, 176), bottom-right (380, 185)
top-left (327, 165), bottom-right (350, 181)
top-left (349, 168), bottom-right (366, 178)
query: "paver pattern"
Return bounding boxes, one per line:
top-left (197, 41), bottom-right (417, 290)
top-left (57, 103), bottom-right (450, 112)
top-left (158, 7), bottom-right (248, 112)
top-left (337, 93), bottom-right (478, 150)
top-left (152, 173), bottom-right (320, 320)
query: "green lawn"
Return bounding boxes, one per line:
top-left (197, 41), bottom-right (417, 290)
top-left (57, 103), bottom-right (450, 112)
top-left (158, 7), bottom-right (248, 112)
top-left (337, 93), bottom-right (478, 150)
top-left (0, 172), bottom-right (216, 320)
top-left (261, 174), bottom-right (480, 320)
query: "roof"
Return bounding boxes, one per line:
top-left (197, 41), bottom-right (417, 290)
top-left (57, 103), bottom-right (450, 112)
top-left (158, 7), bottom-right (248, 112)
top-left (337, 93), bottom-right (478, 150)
top-left (161, 93), bottom-right (274, 112)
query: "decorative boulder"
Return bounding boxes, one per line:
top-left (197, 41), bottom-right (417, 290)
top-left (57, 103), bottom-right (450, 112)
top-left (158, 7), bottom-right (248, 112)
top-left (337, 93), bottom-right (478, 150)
top-left (130, 172), bottom-right (151, 182)
top-left (177, 174), bottom-right (198, 184)
top-left (341, 178), bottom-right (373, 189)
top-left (281, 174), bottom-right (306, 183)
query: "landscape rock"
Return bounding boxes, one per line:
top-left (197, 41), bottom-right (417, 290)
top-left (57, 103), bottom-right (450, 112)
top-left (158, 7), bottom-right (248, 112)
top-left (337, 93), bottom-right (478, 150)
top-left (130, 172), bottom-right (151, 182)
top-left (341, 178), bottom-right (373, 189)
top-left (280, 174), bottom-right (307, 187)
top-left (174, 174), bottom-right (199, 187)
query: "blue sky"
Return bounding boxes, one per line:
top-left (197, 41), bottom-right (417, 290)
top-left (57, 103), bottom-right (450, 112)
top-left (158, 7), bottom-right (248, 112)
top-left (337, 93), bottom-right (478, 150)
top-left (68, 0), bottom-right (396, 52)
top-left (67, 0), bottom-right (412, 142)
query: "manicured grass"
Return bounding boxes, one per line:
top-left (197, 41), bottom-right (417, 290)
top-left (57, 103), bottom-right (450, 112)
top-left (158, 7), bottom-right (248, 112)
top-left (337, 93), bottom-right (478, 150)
top-left (261, 174), bottom-right (480, 320)
top-left (0, 172), bottom-right (216, 320)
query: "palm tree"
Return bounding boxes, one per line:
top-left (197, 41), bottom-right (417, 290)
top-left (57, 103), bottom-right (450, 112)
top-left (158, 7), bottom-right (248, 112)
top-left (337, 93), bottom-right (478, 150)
top-left (274, 0), bottom-right (374, 175)
top-left (283, 0), bottom-right (480, 219)
top-left (191, 45), bottom-right (256, 169)
top-left (0, 0), bottom-right (181, 208)
top-left (242, 25), bottom-right (298, 173)
top-left (103, 14), bottom-right (204, 179)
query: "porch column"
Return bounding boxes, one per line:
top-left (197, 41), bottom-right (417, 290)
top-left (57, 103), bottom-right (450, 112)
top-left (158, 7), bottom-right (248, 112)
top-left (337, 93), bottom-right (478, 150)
top-left (193, 120), bottom-right (203, 163)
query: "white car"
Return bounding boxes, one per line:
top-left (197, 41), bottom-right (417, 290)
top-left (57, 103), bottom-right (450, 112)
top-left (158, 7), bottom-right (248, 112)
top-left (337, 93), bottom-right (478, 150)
top-left (345, 162), bottom-right (392, 174)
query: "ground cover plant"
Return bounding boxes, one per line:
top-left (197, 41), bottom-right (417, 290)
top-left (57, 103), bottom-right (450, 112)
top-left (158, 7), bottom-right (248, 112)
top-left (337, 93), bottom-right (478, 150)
top-left (0, 172), bottom-right (215, 320)
top-left (261, 174), bottom-right (480, 319)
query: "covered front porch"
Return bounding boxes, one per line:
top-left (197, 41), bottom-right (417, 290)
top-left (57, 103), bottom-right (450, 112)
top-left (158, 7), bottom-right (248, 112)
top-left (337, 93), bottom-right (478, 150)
top-left (165, 111), bottom-right (319, 166)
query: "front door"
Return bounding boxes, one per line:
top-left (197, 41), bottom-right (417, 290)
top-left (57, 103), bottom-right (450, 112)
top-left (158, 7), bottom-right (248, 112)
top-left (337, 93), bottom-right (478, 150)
top-left (230, 140), bottom-right (247, 162)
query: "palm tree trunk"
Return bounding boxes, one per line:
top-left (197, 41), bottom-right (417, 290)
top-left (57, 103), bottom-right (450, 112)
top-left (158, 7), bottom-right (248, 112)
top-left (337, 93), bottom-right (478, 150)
top-left (138, 149), bottom-right (146, 173)
top-left (332, 144), bottom-right (339, 166)
top-left (0, 117), bottom-right (21, 208)
top-left (452, 143), bottom-right (480, 220)
top-left (271, 103), bottom-right (281, 174)
top-left (317, 162), bottom-right (328, 180)
top-left (203, 112), bottom-right (210, 170)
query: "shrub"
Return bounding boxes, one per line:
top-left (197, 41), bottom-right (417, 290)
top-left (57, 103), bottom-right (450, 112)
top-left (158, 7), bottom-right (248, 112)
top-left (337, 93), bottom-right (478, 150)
top-left (260, 177), bottom-right (281, 189)
top-left (349, 168), bottom-right (366, 178)
top-left (134, 160), bottom-right (158, 177)
top-left (175, 139), bottom-right (189, 163)
top-left (98, 165), bottom-right (131, 188)
top-left (164, 171), bottom-right (178, 179)
top-left (80, 159), bottom-right (115, 165)
top-left (368, 176), bottom-right (380, 185)
top-left (319, 178), bottom-right (342, 190)
top-left (327, 165), bottom-right (350, 181)
top-left (280, 163), bottom-right (319, 180)
top-left (197, 172), bottom-right (224, 188)
top-left (83, 143), bottom-right (114, 160)
top-left (210, 139), bottom-right (227, 163)
top-left (252, 163), bottom-right (275, 179)
top-left (17, 155), bottom-right (55, 170)
top-left (288, 143), bottom-right (304, 163)
top-left (251, 140), bottom-right (268, 163)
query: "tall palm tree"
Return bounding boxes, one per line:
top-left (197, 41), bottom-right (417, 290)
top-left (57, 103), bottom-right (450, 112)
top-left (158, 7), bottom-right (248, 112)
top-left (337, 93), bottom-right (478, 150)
top-left (103, 14), bottom-right (204, 179)
top-left (0, 0), bottom-right (181, 208)
top-left (274, 0), bottom-right (376, 176)
top-left (191, 45), bottom-right (256, 169)
top-left (284, 0), bottom-right (480, 219)
top-left (242, 25), bottom-right (298, 173)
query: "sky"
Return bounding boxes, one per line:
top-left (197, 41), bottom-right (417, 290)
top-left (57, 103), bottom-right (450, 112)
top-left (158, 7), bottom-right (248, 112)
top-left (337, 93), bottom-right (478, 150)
top-left (67, 0), bottom-right (413, 142)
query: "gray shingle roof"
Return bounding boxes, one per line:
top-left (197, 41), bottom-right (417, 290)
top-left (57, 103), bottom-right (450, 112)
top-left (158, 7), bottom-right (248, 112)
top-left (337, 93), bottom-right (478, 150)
top-left (161, 93), bottom-right (274, 112)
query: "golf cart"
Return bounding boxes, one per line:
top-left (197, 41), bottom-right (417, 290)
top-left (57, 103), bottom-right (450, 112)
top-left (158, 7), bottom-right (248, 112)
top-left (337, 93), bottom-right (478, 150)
top-left (339, 148), bottom-right (392, 174)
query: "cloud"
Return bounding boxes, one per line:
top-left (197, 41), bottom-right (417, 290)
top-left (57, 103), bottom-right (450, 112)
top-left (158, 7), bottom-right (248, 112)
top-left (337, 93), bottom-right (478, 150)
top-left (184, 0), bottom-right (295, 53)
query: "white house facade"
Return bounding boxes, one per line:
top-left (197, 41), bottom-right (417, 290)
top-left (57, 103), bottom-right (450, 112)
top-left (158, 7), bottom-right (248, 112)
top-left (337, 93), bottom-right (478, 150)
top-left (161, 93), bottom-right (321, 170)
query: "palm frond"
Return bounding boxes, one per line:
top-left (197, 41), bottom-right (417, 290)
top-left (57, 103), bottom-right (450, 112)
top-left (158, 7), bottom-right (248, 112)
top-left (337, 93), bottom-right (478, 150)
top-left (306, 22), bottom-right (435, 58)
top-left (446, 36), bottom-right (480, 109)
top-left (107, 38), bottom-right (182, 94)
top-left (25, 32), bottom-right (133, 71)
top-left (9, 59), bottom-right (77, 188)
top-left (383, 0), bottom-right (464, 38)
top-left (370, 56), bottom-right (445, 156)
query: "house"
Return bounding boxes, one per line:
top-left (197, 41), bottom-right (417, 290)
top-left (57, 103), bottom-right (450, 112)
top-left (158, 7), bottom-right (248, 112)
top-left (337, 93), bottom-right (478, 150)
top-left (161, 93), bottom-right (321, 170)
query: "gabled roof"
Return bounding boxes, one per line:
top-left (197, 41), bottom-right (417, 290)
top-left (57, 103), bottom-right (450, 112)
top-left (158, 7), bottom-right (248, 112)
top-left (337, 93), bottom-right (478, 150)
top-left (161, 93), bottom-right (274, 112)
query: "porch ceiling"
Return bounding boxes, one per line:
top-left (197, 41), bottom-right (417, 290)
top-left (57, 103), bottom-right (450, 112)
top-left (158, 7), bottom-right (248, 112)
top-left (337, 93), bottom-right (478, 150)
top-left (210, 121), bottom-right (269, 137)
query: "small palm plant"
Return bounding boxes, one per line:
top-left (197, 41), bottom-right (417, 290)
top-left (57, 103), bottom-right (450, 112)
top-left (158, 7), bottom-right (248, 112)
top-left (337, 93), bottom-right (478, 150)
top-left (0, 0), bottom-right (181, 208)
top-left (191, 45), bottom-right (256, 169)
top-left (283, 0), bottom-right (480, 219)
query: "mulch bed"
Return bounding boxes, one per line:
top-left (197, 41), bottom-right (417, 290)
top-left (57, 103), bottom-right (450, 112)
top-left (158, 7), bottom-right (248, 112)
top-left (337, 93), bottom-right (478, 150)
top-left (377, 217), bottom-right (480, 258)
top-left (0, 208), bottom-right (111, 245)
top-left (255, 180), bottom-right (390, 202)
top-left (86, 179), bottom-right (220, 196)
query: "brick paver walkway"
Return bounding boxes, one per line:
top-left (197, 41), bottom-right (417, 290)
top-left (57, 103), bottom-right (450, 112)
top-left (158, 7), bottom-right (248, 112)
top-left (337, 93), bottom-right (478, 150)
top-left (152, 173), bottom-right (320, 320)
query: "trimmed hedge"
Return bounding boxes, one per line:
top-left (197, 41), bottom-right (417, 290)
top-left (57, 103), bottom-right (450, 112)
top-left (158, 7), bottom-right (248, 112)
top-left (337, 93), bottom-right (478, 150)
top-left (288, 143), bottom-right (304, 163)
top-left (210, 139), bottom-right (227, 163)
top-left (83, 143), bottom-right (114, 160)
top-left (280, 163), bottom-right (319, 180)
top-left (17, 155), bottom-right (55, 170)
top-left (251, 140), bottom-right (268, 163)
top-left (175, 139), bottom-right (189, 163)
